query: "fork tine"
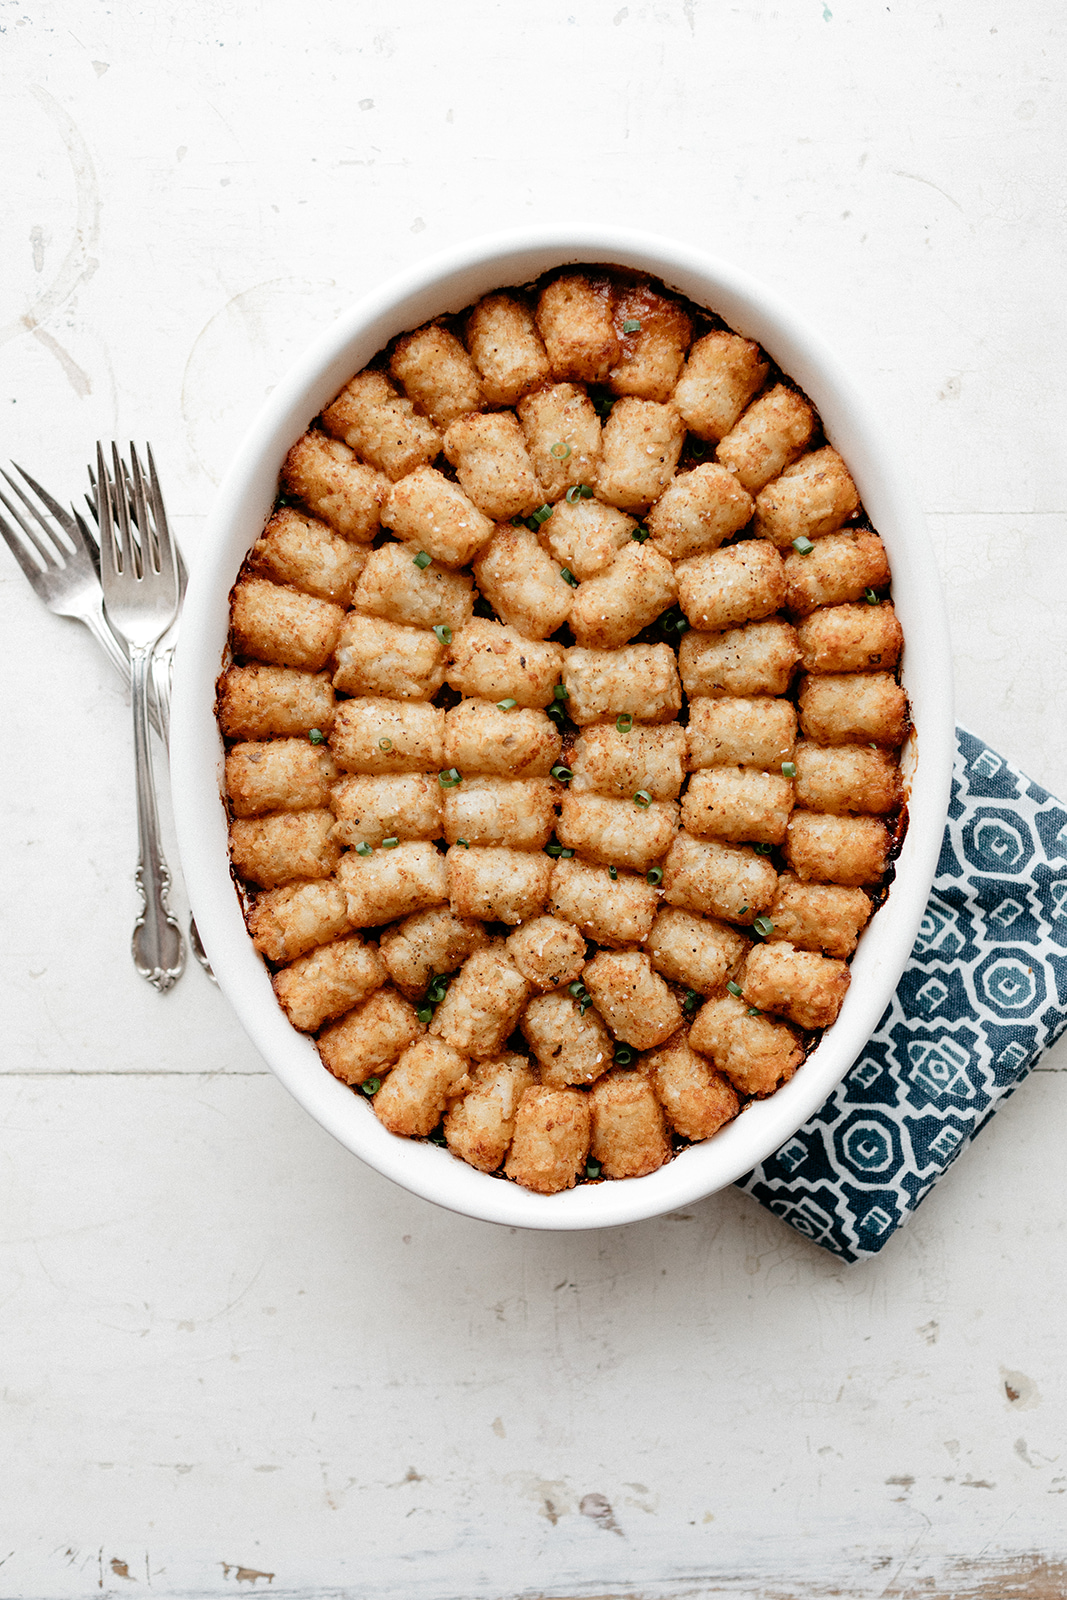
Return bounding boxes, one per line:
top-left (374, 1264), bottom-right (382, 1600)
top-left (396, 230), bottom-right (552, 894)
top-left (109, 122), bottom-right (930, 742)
top-left (0, 475), bottom-right (59, 568)
top-left (127, 445), bottom-right (158, 571)
top-left (143, 444), bottom-right (176, 578)
top-left (10, 463), bottom-right (79, 550)
top-left (0, 496), bottom-right (51, 582)
top-left (95, 442), bottom-right (121, 579)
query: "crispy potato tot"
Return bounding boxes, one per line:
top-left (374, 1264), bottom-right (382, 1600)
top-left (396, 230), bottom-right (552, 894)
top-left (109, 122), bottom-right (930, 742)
top-left (536, 274), bottom-right (619, 384)
top-left (646, 907), bottom-right (748, 994)
top-left (792, 741), bottom-right (902, 816)
top-left (379, 906), bottom-right (490, 999)
top-left (443, 776), bottom-right (558, 851)
top-left (681, 767), bottom-right (794, 845)
top-left (676, 541), bottom-right (786, 633)
top-left (557, 791), bottom-right (679, 874)
top-left (505, 916), bottom-right (588, 992)
top-left (473, 525), bottom-right (574, 639)
top-left (679, 620), bottom-right (800, 699)
top-left (321, 369), bottom-right (441, 481)
top-left (446, 619), bottom-right (564, 708)
top-left (329, 698), bottom-right (445, 774)
top-left (332, 613), bottom-right (446, 701)
top-left (784, 812), bottom-right (889, 886)
top-left (521, 990), bottom-right (614, 1088)
top-left (538, 496), bottom-right (638, 580)
top-left (217, 664), bottom-right (335, 742)
top-left (247, 879), bottom-right (353, 965)
top-left (796, 602), bottom-right (903, 674)
top-left (569, 541), bottom-right (678, 651)
top-left (381, 464), bottom-right (496, 568)
top-left (444, 1054), bottom-right (537, 1171)
top-left (754, 446), bottom-right (860, 547)
top-left (446, 844), bottom-right (552, 925)
top-left (715, 384), bottom-right (815, 493)
top-left (465, 292), bottom-right (552, 405)
top-left (741, 941), bottom-right (850, 1031)
top-left (570, 723), bottom-right (686, 801)
top-left (646, 463), bottom-right (754, 561)
top-left (686, 695), bottom-right (797, 770)
top-left (607, 285), bottom-right (693, 401)
top-left (596, 397), bottom-right (686, 511)
top-left (583, 950), bottom-right (683, 1050)
top-left (226, 738), bottom-right (337, 818)
top-left (662, 832), bottom-right (777, 923)
top-left (517, 383), bottom-right (602, 500)
top-left (643, 1033), bottom-right (740, 1141)
top-left (252, 507), bottom-right (368, 604)
top-left (689, 992), bottom-right (803, 1097)
top-left (504, 1085), bottom-right (592, 1193)
top-left (798, 672), bottom-right (909, 747)
top-left (229, 809), bottom-right (340, 889)
top-left (329, 773), bottom-right (443, 849)
top-left (563, 643), bottom-right (681, 725)
top-left (767, 874), bottom-right (872, 959)
top-left (430, 943), bottom-right (530, 1059)
top-left (444, 699), bottom-right (562, 777)
top-left (389, 323), bottom-right (485, 429)
top-left (443, 412), bottom-right (542, 521)
top-left (281, 430), bottom-right (390, 541)
top-left (589, 1069), bottom-right (671, 1177)
top-left (317, 987), bottom-right (424, 1086)
top-left (273, 934), bottom-right (387, 1034)
top-left (673, 330), bottom-right (769, 442)
top-left (336, 839), bottom-right (449, 926)
top-left (351, 540), bottom-right (474, 633)
top-left (230, 577), bottom-right (345, 671)
top-left (785, 528), bottom-right (890, 615)
top-left (373, 1036), bottom-right (471, 1137)
top-left (548, 858), bottom-right (659, 948)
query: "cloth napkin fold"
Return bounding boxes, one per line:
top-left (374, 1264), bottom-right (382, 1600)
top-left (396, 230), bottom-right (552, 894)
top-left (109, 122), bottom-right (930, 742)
top-left (736, 727), bottom-right (1067, 1262)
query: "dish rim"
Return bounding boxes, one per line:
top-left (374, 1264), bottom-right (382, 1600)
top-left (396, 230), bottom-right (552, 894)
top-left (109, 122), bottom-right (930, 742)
top-left (170, 224), bottom-right (955, 1231)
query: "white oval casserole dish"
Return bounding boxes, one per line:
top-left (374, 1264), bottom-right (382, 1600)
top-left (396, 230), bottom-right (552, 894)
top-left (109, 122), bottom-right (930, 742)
top-left (171, 226), bottom-right (955, 1230)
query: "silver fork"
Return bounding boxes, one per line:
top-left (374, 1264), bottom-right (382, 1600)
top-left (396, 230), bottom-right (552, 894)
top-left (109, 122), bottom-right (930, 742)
top-left (96, 442), bottom-right (185, 993)
top-left (0, 464), bottom-right (170, 741)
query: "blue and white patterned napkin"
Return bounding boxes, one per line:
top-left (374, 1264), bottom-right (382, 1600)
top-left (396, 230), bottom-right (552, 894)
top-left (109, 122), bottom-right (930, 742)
top-left (736, 728), bottom-right (1067, 1261)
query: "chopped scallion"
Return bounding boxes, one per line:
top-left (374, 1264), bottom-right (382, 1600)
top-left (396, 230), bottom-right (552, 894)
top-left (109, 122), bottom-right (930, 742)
top-left (551, 764), bottom-right (573, 783)
top-left (682, 989), bottom-right (701, 1016)
top-left (689, 438), bottom-right (708, 459)
top-left (647, 867), bottom-right (663, 885)
top-left (726, 980), bottom-right (744, 999)
top-left (746, 1007), bottom-right (762, 1018)
top-left (608, 865), bottom-right (618, 880)
top-left (545, 843), bottom-right (575, 858)
top-left (531, 503), bottom-right (554, 526)
top-left (360, 1077), bottom-right (382, 1096)
top-left (634, 790), bottom-right (652, 808)
top-left (308, 728), bottom-right (325, 744)
top-left (355, 842), bottom-right (374, 857)
top-left (781, 761), bottom-right (797, 778)
top-left (554, 683), bottom-right (570, 701)
top-left (568, 980), bottom-right (586, 998)
top-left (456, 838), bottom-right (470, 849)
top-left (382, 837), bottom-right (399, 849)
top-left (560, 567), bottom-right (579, 587)
top-left (616, 713), bottom-right (633, 733)
top-left (550, 441), bottom-right (572, 460)
top-left (426, 974), bottom-right (450, 1005)
top-left (416, 1005), bottom-right (433, 1025)
top-left (378, 737), bottom-right (393, 751)
top-left (631, 525), bottom-right (650, 543)
top-left (432, 623), bottom-right (452, 646)
top-left (585, 1160), bottom-right (602, 1180)
top-left (496, 697), bottom-right (517, 710)
top-left (614, 1044), bottom-right (635, 1066)
top-left (413, 550), bottom-right (432, 570)
top-left (752, 841), bottom-right (773, 854)
top-left (792, 535), bottom-right (816, 555)
top-left (438, 767), bottom-right (462, 787)
top-left (865, 587), bottom-right (881, 605)
top-left (753, 915), bottom-right (774, 938)
top-left (622, 317), bottom-right (642, 334)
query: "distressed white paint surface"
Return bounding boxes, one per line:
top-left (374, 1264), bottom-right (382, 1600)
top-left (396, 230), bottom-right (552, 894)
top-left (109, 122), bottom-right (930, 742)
top-left (1, 0), bottom-right (1065, 1595)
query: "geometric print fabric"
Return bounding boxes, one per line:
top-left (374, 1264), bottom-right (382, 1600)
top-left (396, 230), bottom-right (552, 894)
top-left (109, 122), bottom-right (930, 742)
top-left (735, 727), bottom-right (1067, 1261)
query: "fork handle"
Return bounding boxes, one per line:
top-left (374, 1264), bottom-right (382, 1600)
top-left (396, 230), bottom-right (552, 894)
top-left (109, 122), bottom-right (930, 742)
top-left (129, 644), bottom-right (184, 991)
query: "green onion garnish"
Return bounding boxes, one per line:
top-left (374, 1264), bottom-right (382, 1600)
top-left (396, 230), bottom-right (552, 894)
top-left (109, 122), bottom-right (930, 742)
top-left (746, 1007), bottom-right (762, 1018)
top-left (416, 1005), bottom-right (433, 1025)
top-left (634, 790), bottom-right (652, 808)
top-left (456, 838), bottom-right (470, 849)
top-left (608, 865), bottom-right (618, 880)
top-left (616, 713), bottom-right (633, 733)
top-left (560, 567), bottom-right (578, 587)
top-left (427, 1126), bottom-right (447, 1146)
top-left (738, 904), bottom-right (749, 917)
top-left (433, 624), bottom-right (452, 646)
top-left (382, 837), bottom-right (399, 849)
top-left (682, 989), bottom-right (701, 1016)
top-left (496, 697), bottom-right (517, 710)
top-left (413, 550), bottom-right (432, 570)
top-left (545, 844), bottom-right (575, 858)
top-left (753, 915), bottom-right (774, 938)
top-left (631, 525), bottom-right (650, 543)
top-left (689, 438), bottom-right (708, 459)
top-left (355, 842), bottom-right (374, 857)
top-left (554, 683), bottom-right (570, 701)
top-left (531, 503), bottom-right (554, 526)
top-left (438, 768), bottom-right (462, 787)
top-left (647, 867), bottom-right (663, 885)
top-left (865, 587), bottom-right (881, 605)
top-left (792, 535), bottom-right (816, 555)
top-left (551, 764), bottom-right (573, 783)
top-left (614, 1044), bottom-right (635, 1066)
top-left (585, 1159), bottom-right (602, 1179)
top-left (426, 974), bottom-right (450, 1005)
top-left (308, 728), bottom-right (325, 744)
top-left (781, 761), bottom-right (797, 778)
top-left (565, 484), bottom-right (594, 503)
top-left (752, 842), bottom-right (773, 854)
top-left (568, 980), bottom-right (586, 998)
top-left (550, 441), bottom-right (572, 460)
top-left (726, 980), bottom-right (744, 999)
top-left (622, 318), bottom-right (642, 334)
top-left (378, 737), bottom-right (393, 751)
top-left (360, 1076), bottom-right (382, 1096)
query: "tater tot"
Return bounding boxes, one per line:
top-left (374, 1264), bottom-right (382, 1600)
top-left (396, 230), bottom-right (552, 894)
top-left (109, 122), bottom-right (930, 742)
top-left (230, 577), bottom-right (345, 672)
top-left (796, 602), bottom-right (904, 674)
top-left (444, 699), bottom-right (561, 778)
top-left (784, 811), bottom-right (889, 886)
top-left (251, 507), bottom-right (368, 604)
top-left (596, 397), bottom-right (687, 511)
top-left (430, 943), bottom-right (530, 1059)
top-left (332, 613), bottom-right (446, 701)
top-left (389, 323), bottom-right (485, 429)
top-left (536, 274), bottom-right (619, 384)
top-left (446, 619), bottom-right (564, 708)
top-left (320, 368), bottom-right (441, 481)
top-left (645, 463), bottom-right (755, 561)
top-left (686, 695), bottom-right (797, 770)
top-left (504, 1085), bottom-right (592, 1194)
top-left (381, 464), bottom-right (496, 568)
top-left (753, 446), bottom-right (860, 547)
top-left (379, 905), bottom-right (490, 999)
top-left (351, 540), bottom-right (474, 633)
top-left (679, 619), bottom-right (800, 699)
top-left (521, 990), bottom-right (614, 1088)
top-left (646, 907), bottom-right (748, 994)
top-left (336, 839), bottom-right (449, 926)
top-left (563, 643), bottom-right (681, 725)
top-left (589, 1069), bottom-right (671, 1177)
top-left (741, 941), bottom-right (850, 1031)
top-left (217, 664), bottom-right (335, 742)
top-left (517, 383), bottom-right (602, 501)
top-left (246, 879), bottom-right (353, 965)
top-left (473, 525), bottom-right (574, 640)
top-left (569, 541), bottom-right (678, 651)
top-left (767, 873), bottom-right (872, 959)
top-left (556, 791), bottom-right (679, 874)
top-left (792, 741), bottom-right (902, 816)
top-left (539, 496), bottom-right (638, 580)
top-left (676, 541), bottom-right (786, 633)
top-left (548, 858), bottom-right (659, 948)
top-left (673, 330), bottom-right (769, 442)
top-left (570, 723), bottom-right (686, 801)
top-left (373, 1036), bottom-right (471, 1138)
top-left (446, 844), bottom-right (552, 925)
top-left (442, 412), bottom-right (542, 522)
top-left (681, 767), bottom-right (793, 845)
top-left (229, 809), bottom-right (340, 889)
top-left (281, 431), bottom-right (390, 542)
top-left (273, 934), bottom-right (387, 1034)
top-left (715, 384), bottom-right (815, 493)
top-left (689, 992), bottom-right (803, 1097)
top-left (226, 738), bottom-right (337, 818)
top-left (582, 950), bottom-right (683, 1049)
top-left (785, 528), bottom-right (890, 615)
top-left (505, 916), bottom-right (588, 991)
top-left (443, 776), bottom-right (558, 851)
top-left (444, 1054), bottom-right (537, 1172)
top-left (465, 292), bottom-right (552, 405)
top-left (329, 773), bottom-right (443, 848)
top-left (662, 832), bottom-right (778, 923)
top-left (328, 698), bottom-right (445, 775)
top-left (317, 987), bottom-right (424, 1086)
top-left (798, 672), bottom-right (909, 747)
top-left (643, 1033), bottom-right (740, 1142)
top-left (607, 285), bottom-right (693, 401)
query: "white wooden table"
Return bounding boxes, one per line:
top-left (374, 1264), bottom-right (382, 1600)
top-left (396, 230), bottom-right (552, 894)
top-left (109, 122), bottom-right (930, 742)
top-left (2, 3), bottom-right (1065, 1596)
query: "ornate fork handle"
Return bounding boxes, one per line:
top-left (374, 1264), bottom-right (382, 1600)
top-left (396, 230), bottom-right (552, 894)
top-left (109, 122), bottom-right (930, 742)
top-left (130, 642), bottom-right (184, 990)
